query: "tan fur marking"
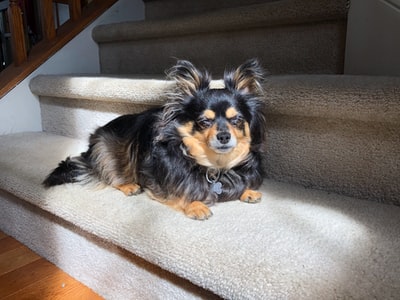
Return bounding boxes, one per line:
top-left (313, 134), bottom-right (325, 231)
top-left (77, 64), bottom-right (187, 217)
top-left (183, 201), bottom-right (212, 220)
top-left (216, 139), bottom-right (250, 169)
top-left (225, 107), bottom-right (238, 119)
top-left (145, 191), bottom-right (212, 220)
top-left (243, 121), bottom-right (251, 137)
top-left (180, 80), bottom-right (196, 96)
top-left (177, 69), bottom-right (204, 97)
top-left (203, 109), bottom-right (215, 120)
top-left (178, 121), bottom-right (252, 169)
top-left (178, 123), bottom-right (211, 166)
top-left (115, 183), bottom-right (141, 196)
top-left (234, 69), bottom-right (259, 93)
top-left (240, 189), bottom-right (262, 203)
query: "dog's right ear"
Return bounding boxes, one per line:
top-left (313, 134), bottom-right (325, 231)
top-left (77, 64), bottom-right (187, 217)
top-left (224, 58), bottom-right (264, 95)
top-left (167, 60), bottom-right (211, 97)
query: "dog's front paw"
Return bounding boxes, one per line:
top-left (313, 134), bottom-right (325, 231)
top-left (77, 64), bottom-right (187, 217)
top-left (184, 201), bottom-right (213, 220)
top-left (115, 183), bottom-right (142, 196)
top-left (240, 189), bottom-right (262, 203)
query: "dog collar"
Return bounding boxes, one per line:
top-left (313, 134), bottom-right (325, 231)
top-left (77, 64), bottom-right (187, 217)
top-left (180, 143), bottom-right (223, 194)
top-left (206, 168), bottom-right (222, 195)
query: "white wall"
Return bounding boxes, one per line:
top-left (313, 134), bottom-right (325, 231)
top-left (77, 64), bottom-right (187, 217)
top-left (344, 0), bottom-right (400, 76)
top-left (0, 0), bottom-right (144, 135)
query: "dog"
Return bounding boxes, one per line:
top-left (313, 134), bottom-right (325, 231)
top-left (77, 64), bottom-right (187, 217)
top-left (43, 59), bottom-right (267, 220)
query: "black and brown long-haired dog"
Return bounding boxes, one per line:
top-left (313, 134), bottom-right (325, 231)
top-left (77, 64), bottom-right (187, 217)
top-left (43, 59), bottom-right (267, 220)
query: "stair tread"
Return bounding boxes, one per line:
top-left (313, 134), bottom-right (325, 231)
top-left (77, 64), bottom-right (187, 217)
top-left (0, 131), bottom-right (399, 299)
top-left (30, 74), bottom-right (225, 104)
top-left (31, 73), bottom-right (400, 123)
top-left (30, 74), bottom-right (172, 105)
top-left (92, 0), bottom-right (348, 43)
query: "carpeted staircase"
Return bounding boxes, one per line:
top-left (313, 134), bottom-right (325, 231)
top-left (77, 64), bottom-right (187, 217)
top-left (93, 0), bottom-right (348, 75)
top-left (1, 1), bottom-right (400, 299)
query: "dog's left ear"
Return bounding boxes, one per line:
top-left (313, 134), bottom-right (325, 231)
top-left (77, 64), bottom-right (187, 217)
top-left (167, 60), bottom-right (211, 97)
top-left (224, 58), bottom-right (264, 94)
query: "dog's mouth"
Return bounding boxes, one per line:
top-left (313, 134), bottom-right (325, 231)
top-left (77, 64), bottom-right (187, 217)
top-left (208, 132), bottom-right (238, 154)
top-left (213, 145), bottom-right (234, 154)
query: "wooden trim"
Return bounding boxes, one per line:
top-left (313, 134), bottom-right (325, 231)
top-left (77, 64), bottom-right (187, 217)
top-left (0, 0), bottom-right (118, 99)
top-left (0, 231), bottom-right (102, 299)
top-left (41, 0), bottom-right (56, 41)
top-left (69, 0), bottom-right (82, 21)
top-left (7, 0), bottom-right (27, 66)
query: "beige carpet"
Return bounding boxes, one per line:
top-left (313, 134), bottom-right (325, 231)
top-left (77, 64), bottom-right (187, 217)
top-left (93, 0), bottom-right (348, 74)
top-left (1, 132), bottom-right (399, 299)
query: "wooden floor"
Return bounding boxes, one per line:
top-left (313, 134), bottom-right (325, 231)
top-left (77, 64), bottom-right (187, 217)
top-left (0, 231), bottom-right (103, 300)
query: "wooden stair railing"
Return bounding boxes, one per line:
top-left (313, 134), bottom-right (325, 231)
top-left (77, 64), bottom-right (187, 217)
top-left (41, 0), bottom-right (57, 42)
top-left (0, 0), bottom-right (118, 99)
top-left (7, 0), bottom-right (27, 66)
top-left (42, 0), bottom-right (83, 40)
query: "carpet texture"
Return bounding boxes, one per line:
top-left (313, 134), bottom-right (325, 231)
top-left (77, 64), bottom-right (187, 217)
top-left (93, 0), bottom-right (348, 42)
top-left (92, 0), bottom-right (348, 74)
top-left (262, 75), bottom-right (400, 205)
top-left (0, 132), bottom-right (399, 299)
top-left (0, 190), bottom-right (219, 300)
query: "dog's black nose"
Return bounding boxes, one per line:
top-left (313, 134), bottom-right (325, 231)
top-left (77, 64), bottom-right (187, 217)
top-left (217, 132), bottom-right (231, 144)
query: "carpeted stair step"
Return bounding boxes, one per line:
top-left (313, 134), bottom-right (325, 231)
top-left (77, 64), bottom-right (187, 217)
top-left (30, 73), bottom-right (400, 205)
top-left (29, 74), bottom-right (224, 140)
top-left (92, 0), bottom-right (349, 75)
top-left (0, 131), bottom-right (400, 299)
top-left (30, 75), bottom-right (173, 140)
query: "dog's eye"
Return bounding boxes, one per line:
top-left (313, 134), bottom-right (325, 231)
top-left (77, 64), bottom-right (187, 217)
top-left (230, 116), bottom-right (244, 127)
top-left (197, 118), bottom-right (213, 129)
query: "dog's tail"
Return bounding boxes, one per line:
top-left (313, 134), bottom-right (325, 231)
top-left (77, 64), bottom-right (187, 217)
top-left (42, 154), bottom-right (92, 187)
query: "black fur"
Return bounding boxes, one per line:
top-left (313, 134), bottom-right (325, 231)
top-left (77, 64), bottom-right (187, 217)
top-left (43, 59), bottom-right (267, 219)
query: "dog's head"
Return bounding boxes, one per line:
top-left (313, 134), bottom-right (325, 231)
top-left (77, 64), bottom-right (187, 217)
top-left (162, 59), bottom-right (266, 169)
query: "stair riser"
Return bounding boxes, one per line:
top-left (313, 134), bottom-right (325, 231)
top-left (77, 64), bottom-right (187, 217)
top-left (99, 21), bottom-right (346, 75)
top-left (265, 115), bottom-right (400, 205)
top-left (0, 192), bottom-right (213, 299)
top-left (40, 97), bottom-right (156, 140)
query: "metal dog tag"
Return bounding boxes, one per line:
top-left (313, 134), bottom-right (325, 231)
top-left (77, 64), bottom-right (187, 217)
top-left (206, 168), bottom-right (223, 195)
top-left (211, 181), bottom-right (223, 195)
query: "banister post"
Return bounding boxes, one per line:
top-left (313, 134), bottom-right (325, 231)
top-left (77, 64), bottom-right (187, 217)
top-left (69, 0), bottom-right (82, 21)
top-left (41, 0), bottom-right (56, 41)
top-left (7, 0), bottom-right (27, 66)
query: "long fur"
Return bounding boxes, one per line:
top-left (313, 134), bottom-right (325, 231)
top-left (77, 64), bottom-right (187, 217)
top-left (43, 59), bottom-right (267, 220)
